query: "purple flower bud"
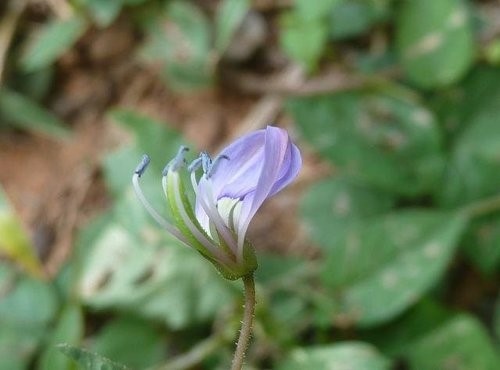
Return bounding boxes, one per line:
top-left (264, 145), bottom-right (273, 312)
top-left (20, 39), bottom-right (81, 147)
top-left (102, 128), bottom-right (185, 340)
top-left (133, 126), bottom-right (301, 279)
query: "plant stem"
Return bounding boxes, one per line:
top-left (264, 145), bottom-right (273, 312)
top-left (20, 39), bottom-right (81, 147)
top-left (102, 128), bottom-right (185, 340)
top-left (461, 192), bottom-right (500, 219)
top-left (231, 273), bottom-right (256, 370)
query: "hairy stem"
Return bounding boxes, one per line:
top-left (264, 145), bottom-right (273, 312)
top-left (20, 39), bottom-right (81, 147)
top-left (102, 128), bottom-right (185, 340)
top-left (231, 274), bottom-right (256, 370)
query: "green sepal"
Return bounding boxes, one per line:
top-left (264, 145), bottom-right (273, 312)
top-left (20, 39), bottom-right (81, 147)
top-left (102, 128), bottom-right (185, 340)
top-left (165, 171), bottom-right (213, 254)
top-left (165, 170), bottom-right (257, 281)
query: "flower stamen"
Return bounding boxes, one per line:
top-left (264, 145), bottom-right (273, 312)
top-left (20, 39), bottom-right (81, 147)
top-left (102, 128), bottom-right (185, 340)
top-left (132, 156), bottom-right (188, 244)
top-left (162, 146), bottom-right (189, 176)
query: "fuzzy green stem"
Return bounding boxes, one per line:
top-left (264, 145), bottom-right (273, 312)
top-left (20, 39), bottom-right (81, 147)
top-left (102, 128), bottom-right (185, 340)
top-left (231, 274), bottom-right (256, 370)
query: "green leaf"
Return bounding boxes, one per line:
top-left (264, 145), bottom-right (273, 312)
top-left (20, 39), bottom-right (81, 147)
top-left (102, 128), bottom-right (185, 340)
top-left (396, 0), bottom-right (474, 88)
top-left (140, 1), bottom-right (213, 91)
top-left (494, 294), bottom-right (500, 342)
top-left (329, 0), bottom-right (390, 40)
top-left (300, 176), bottom-right (394, 248)
top-left (439, 112), bottom-right (500, 208)
top-left (77, 218), bottom-right (236, 329)
top-left (37, 304), bottom-right (84, 370)
top-left (361, 300), bottom-right (451, 356)
top-left (320, 210), bottom-right (466, 327)
top-left (404, 314), bottom-right (500, 370)
top-left (256, 254), bottom-right (313, 342)
top-left (461, 214), bottom-right (500, 274)
top-left (431, 66), bottom-right (500, 142)
top-left (104, 110), bottom-right (183, 215)
top-left (108, 109), bottom-right (184, 173)
top-left (0, 263), bottom-right (58, 370)
top-left (58, 344), bottom-right (129, 370)
top-left (288, 92), bottom-right (444, 195)
top-left (91, 316), bottom-right (165, 368)
top-left (0, 88), bottom-right (70, 139)
top-left (20, 16), bottom-right (87, 72)
top-left (0, 185), bottom-right (44, 277)
top-left (215, 0), bottom-right (249, 53)
top-left (277, 342), bottom-right (391, 370)
top-left (280, 13), bottom-right (329, 72)
top-left (433, 67), bottom-right (500, 272)
top-left (82, 0), bottom-right (123, 27)
top-left (294, 0), bottom-right (339, 21)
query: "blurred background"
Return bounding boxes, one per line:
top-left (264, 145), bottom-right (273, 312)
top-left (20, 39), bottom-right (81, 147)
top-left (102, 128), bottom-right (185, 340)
top-left (0, 0), bottom-right (499, 369)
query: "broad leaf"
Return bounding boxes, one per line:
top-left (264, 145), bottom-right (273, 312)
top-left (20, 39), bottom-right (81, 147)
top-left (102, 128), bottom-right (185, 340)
top-left (277, 342), bottom-right (390, 370)
top-left (0, 263), bottom-right (58, 370)
top-left (140, 1), bottom-right (213, 90)
top-left (288, 91), bottom-right (444, 195)
top-left (90, 316), bottom-right (165, 368)
top-left (320, 210), bottom-right (466, 327)
top-left (82, 0), bottom-right (123, 27)
top-left (329, 0), bottom-right (390, 40)
top-left (396, 0), bottom-right (474, 88)
top-left (37, 304), bottom-right (84, 370)
top-left (215, 0), bottom-right (249, 53)
top-left (301, 176), bottom-right (394, 248)
top-left (78, 219), bottom-right (236, 329)
top-left (20, 16), bottom-right (86, 72)
top-left (0, 88), bottom-right (70, 139)
top-left (404, 314), bottom-right (500, 370)
top-left (280, 13), bottom-right (328, 72)
top-left (461, 214), bottom-right (500, 274)
top-left (58, 344), bottom-right (129, 370)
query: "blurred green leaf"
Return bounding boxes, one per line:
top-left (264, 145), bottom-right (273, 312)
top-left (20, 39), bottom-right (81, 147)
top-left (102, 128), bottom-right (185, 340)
top-left (140, 1), bottom-right (212, 91)
top-left (403, 314), bottom-right (499, 370)
top-left (58, 344), bottom-right (129, 370)
top-left (288, 92), bottom-right (444, 195)
top-left (215, 0), bottom-right (249, 54)
top-left (484, 39), bottom-right (500, 65)
top-left (109, 109), bottom-right (184, 174)
top-left (396, 0), bottom-right (474, 88)
top-left (277, 342), bottom-right (390, 370)
top-left (0, 186), bottom-right (43, 277)
top-left (256, 254), bottom-right (312, 342)
top-left (8, 67), bottom-right (55, 101)
top-left (20, 16), bottom-right (86, 72)
top-left (37, 304), bottom-right (84, 370)
top-left (294, 0), bottom-right (339, 21)
top-left (78, 219), bottom-right (236, 329)
top-left (439, 111), bottom-right (500, 207)
top-left (361, 300), bottom-right (451, 357)
top-left (82, 0), bottom-right (123, 27)
top-left (494, 295), bottom-right (500, 343)
top-left (91, 316), bottom-right (165, 368)
top-left (431, 67), bottom-right (500, 143)
top-left (301, 176), bottom-right (394, 248)
top-left (461, 214), bottom-right (500, 274)
top-left (0, 88), bottom-right (70, 139)
top-left (0, 263), bottom-right (58, 370)
top-left (329, 0), bottom-right (390, 40)
top-left (280, 13), bottom-right (328, 72)
top-left (320, 210), bottom-right (466, 327)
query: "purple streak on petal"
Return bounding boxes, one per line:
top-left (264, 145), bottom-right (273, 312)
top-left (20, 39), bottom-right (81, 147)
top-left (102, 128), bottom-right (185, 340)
top-left (210, 130), bottom-right (266, 199)
top-left (236, 126), bottom-right (290, 259)
top-left (193, 125), bottom-right (302, 258)
top-left (269, 139), bottom-right (302, 196)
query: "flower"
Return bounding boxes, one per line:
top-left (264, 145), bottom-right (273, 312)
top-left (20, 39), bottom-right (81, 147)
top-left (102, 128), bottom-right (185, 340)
top-left (133, 126), bottom-right (301, 280)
